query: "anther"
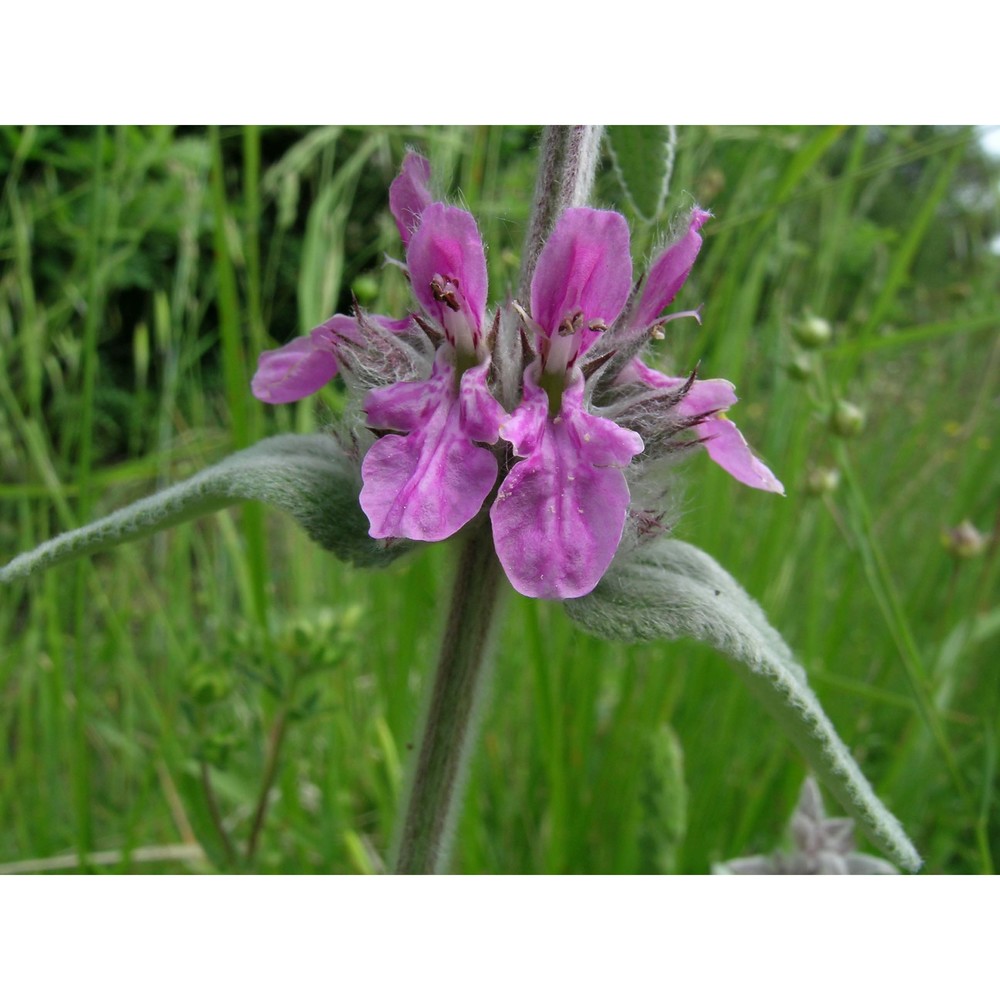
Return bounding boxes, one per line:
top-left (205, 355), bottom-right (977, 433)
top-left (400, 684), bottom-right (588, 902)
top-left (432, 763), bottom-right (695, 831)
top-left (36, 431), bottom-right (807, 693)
top-left (558, 309), bottom-right (585, 336)
top-left (430, 275), bottom-right (462, 312)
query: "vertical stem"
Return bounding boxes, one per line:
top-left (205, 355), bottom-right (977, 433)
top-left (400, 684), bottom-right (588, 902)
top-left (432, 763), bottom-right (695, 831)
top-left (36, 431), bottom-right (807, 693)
top-left (245, 707), bottom-right (291, 864)
top-left (71, 124), bottom-right (108, 863)
top-left (390, 127), bottom-right (599, 873)
top-left (200, 761), bottom-right (237, 868)
top-left (520, 126), bottom-right (603, 300)
top-left (392, 522), bottom-right (507, 874)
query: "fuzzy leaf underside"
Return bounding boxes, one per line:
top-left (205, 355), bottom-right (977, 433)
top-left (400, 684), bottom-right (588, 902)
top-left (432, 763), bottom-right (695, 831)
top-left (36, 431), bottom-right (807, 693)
top-left (0, 434), bottom-right (408, 584)
top-left (606, 125), bottom-right (677, 223)
top-left (564, 537), bottom-right (922, 873)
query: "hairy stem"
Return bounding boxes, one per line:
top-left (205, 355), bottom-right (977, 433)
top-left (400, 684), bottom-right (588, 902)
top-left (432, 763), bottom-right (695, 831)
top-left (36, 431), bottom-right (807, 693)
top-left (392, 522), bottom-right (507, 874)
top-left (520, 126), bottom-right (603, 300)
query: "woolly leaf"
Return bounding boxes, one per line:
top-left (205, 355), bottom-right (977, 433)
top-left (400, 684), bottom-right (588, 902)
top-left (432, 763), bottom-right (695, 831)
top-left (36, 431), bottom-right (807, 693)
top-left (0, 434), bottom-right (409, 584)
top-left (606, 126), bottom-right (677, 223)
top-left (564, 538), bottom-right (921, 873)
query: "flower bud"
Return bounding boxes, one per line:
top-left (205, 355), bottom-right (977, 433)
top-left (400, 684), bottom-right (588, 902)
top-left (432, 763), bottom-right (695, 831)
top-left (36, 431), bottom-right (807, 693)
top-left (786, 353), bottom-right (815, 382)
top-left (942, 519), bottom-right (988, 559)
top-left (352, 273), bottom-right (380, 304)
top-left (805, 466), bottom-right (840, 496)
top-left (831, 399), bottom-right (865, 437)
top-left (792, 313), bottom-right (833, 349)
top-left (184, 666), bottom-right (233, 705)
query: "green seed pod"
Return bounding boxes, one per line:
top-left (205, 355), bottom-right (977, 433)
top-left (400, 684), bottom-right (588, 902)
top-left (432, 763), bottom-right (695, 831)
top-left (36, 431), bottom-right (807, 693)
top-left (792, 313), bottom-right (833, 349)
top-left (942, 520), bottom-right (988, 559)
top-left (831, 400), bottom-right (866, 438)
top-left (804, 466), bottom-right (841, 496)
top-left (786, 353), bottom-right (815, 382)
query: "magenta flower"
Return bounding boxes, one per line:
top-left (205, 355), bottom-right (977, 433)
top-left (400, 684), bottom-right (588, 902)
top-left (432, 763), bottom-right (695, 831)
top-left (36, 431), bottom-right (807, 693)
top-left (360, 200), bottom-right (506, 541)
top-left (252, 153), bottom-right (782, 600)
top-left (252, 153), bottom-right (506, 543)
top-left (491, 209), bottom-right (644, 599)
top-left (609, 206), bottom-right (784, 495)
top-left (634, 207), bottom-right (713, 333)
top-left (251, 153), bottom-right (436, 406)
top-left (619, 360), bottom-right (785, 494)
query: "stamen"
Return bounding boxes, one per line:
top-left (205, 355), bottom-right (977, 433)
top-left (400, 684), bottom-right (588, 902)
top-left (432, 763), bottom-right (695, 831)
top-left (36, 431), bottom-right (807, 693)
top-left (558, 309), bottom-right (585, 336)
top-left (430, 274), bottom-right (462, 312)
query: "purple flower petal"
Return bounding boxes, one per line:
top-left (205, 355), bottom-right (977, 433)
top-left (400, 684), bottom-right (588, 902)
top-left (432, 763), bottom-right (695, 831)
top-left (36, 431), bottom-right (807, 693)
top-left (530, 208), bottom-right (632, 358)
top-left (315, 312), bottom-right (407, 340)
top-left (251, 334), bottom-right (338, 404)
top-left (636, 207), bottom-right (710, 330)
top-left (360, 351), bottom-right (505, 541)
top-left (680, 377), bottom-right (738, 415)
top-left (625, 358), bottom-right (737, 412)
top-left (407, 203), bottom-right (487, 352)
top-left (697, 418), bottom-right (785, 494)
top-left (491, 366), bottom-right (643, 599)
top-left (389, 152), bottom-right (433, 248)
top-left (621, 358), bottom-right (783, 493)
top-left (364, 373), bottom-right (440, 434)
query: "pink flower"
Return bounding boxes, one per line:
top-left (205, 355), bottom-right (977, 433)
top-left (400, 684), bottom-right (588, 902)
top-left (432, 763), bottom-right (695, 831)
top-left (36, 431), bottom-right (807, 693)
top-left (252, 153), bottom-right (506, 543)
top-left (611, 207), bottom-right (784, 496)
top-left (618, 359), bottom-right (785, 494)
top-left (252, 154), bottom-right (782, 599)
top-left (491, 209), bottom-right (644, 599)
top-left (360, 198), bottom-right (506, 541)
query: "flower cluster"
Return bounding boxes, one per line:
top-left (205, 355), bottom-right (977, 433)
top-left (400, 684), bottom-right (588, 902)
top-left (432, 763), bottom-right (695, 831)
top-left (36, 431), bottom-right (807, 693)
top-left (714, 778), bottom-right (899, 874)
top-left (253, 153), bottom-right (783, 599)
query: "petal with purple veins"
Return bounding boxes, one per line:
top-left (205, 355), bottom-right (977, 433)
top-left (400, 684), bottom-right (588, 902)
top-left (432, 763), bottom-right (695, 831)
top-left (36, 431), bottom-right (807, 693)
top-left (360, 353), bottom-right (504, 542)
top-left (491, 367), bottom-right (643, 599)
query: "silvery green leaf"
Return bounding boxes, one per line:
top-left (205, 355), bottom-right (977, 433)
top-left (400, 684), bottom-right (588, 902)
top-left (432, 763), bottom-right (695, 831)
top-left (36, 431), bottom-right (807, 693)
top-left (1, 434), bottom-right (408, 584)
top-left (564, 537), bottom-right (921, 873)
top-left (606, 125), bottom-right (677, 223)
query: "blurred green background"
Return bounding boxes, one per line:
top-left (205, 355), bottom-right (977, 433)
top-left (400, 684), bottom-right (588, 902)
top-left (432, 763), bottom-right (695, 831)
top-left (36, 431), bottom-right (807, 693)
top-left (1, 125), bottom-right (997, 873)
